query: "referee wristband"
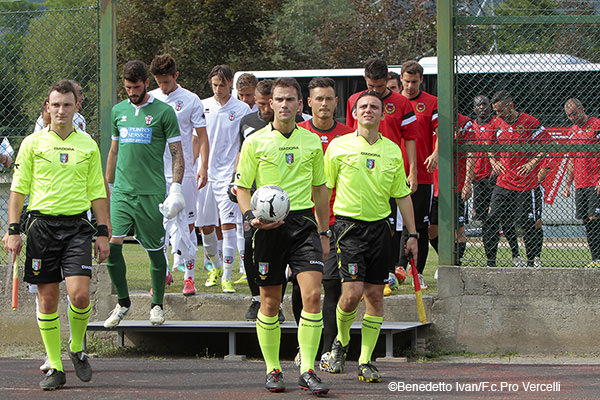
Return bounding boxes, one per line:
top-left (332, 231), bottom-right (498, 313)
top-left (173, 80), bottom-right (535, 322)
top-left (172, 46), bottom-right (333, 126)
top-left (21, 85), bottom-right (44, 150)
top-left (96, 224), bottom-right (109, 237)
top-left (8, 223), bottom-right (20, 235)
top-left (244, 210), bottom-right (255, 223)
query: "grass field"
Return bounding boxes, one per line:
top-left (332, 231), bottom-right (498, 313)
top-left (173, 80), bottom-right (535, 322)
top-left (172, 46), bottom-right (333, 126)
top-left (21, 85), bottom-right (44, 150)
top-left (120, 243), bottom-right (440, 296)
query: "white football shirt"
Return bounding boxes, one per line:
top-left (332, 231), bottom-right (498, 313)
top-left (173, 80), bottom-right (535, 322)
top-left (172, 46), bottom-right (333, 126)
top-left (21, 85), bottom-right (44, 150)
top-left (202, 95), bottom-right (250, 181)
top-left (151, 85), bottom-right (206, 179)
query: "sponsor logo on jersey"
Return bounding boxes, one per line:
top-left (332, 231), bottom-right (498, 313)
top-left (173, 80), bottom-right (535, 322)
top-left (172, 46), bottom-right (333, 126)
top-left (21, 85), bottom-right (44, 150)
top-left (366, 159), bottom-right (375, 169)
top-left (321, 135), bottom-right (328, 143)
top-left (348, 263), bottom-right (358, 277)
top-left (286, 153), bottom-right (294, 165)
top-left (60, 153), bottom-right (68, 165)
top-left (120, 127), bottom-right (152, 144)
top-left (415, 102), bottom-right (426, 113)
top-left (33, 259), bottom-right (42, 275)
top-left (175, 101), bottom-right (183, 111)
top-left (121, 115), bottom-right (127, 122)
top-left (385, 103), bottom-right (396, 114)
top-left (145, 114), bottom-right (154, 125)
top-left (259, 262), bottom-right (269, 277)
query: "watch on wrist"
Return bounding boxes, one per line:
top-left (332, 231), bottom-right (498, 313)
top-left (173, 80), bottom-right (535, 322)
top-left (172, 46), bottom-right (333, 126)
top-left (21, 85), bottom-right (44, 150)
top-left (407, 233), bottom-right (419, 239)
top-left (319, 230), bottom-right (332, 238)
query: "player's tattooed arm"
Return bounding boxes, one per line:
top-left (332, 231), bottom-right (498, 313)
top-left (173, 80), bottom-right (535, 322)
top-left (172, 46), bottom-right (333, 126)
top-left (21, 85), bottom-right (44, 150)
top-left (169, 141), bottom-right (185, 184)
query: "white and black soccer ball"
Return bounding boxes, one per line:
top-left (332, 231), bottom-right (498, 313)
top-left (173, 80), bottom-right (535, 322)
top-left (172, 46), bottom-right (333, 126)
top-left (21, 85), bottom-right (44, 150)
top-left (250, 185), bottom-right (290, 223)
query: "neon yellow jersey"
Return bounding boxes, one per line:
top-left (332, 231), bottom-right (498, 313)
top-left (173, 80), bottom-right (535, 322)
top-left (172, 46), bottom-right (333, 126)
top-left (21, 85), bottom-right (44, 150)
top-left (11, 127), bottom-right (106, 215)
top-left (236, 124), bottom-right (325, 211)
top-left (324, 132), bottom-right (410, 221)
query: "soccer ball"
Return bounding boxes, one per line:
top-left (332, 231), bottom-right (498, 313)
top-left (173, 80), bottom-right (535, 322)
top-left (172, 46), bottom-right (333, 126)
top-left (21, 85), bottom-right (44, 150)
top-left (251, 185), bottom-right (290, 223)
top-left (394, 266), bottom-right (406, 284)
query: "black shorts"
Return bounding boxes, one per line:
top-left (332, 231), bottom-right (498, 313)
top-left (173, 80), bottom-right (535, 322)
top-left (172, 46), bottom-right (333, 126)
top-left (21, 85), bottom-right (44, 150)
top-left (251, 209), bottom-right (323, 286)
top-left (411, 184), bottom-right (433, 229)
top-left (334, 216), bottom-right (392, 285)
top-left (489, 186), bottom-right (542, 229)
top-left (575, 186), bottom-right (600, 221)
top-left (519, 186), bottom-right (543, 227)
top-left (472, 177), bottom-right (495, 221)
top-left (430, 196), bottom-right (438, 225)
top-left (456, 195), bottom-right (468, 227)
top-left (24, 211), bottom-right (94, 284)
top-left (323, 227), bottom-right (339, 281)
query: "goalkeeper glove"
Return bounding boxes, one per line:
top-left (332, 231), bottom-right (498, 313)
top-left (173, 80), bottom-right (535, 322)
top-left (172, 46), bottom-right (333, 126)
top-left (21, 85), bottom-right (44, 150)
top-left (159, 182), bottom-right (186, 219)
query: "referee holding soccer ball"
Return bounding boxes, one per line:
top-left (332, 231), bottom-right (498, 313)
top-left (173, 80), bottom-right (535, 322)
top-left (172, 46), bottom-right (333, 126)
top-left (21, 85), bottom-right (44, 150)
top-left (3, 80), bottom-right (110, 390)
top-left (235, 77), bottom-right (330, 395)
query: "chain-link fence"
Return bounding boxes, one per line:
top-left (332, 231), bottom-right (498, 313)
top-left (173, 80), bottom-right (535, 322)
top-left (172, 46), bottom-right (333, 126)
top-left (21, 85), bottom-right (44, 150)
top-left (0, 2), bottom-right (99, 265)
top-left (452, 1), bottom-right (600, 268)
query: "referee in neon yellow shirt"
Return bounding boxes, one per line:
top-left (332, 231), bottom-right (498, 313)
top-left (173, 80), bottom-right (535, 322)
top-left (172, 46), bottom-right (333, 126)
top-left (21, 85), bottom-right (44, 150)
top-left (236, 78), bottom-right (330, 395)
top-left (3, 80), bottom-right (109, 390)
top-left (324, 91), bottom-right (418, 383)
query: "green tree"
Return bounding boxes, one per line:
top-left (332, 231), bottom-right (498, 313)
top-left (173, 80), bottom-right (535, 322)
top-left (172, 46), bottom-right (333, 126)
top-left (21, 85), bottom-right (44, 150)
top-left (117, 0), bottom-right (282, 98)
top-left (316, 0), bottom-right (437, 68)
top-left (0, 1), bottom-right (40, 136)
top-left (17, 3), bottom-right (98, 134)
top-left (265, 0), bottom-right (355, 69)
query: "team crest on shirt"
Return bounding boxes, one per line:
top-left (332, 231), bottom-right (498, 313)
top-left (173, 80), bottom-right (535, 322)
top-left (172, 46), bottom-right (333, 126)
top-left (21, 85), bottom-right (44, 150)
top-left (259, 262), bottom-right (269, 277)
top-left (366, 159), bottom-right (375, 169)
top-left (229, 111), bottom-right (236, 121)
top-left (385, 103), bottom-right (396, 114)
top-left (145, 114), bottom-right (153, 125)
top-left (60, 153), bottom-right (69, 165)
top-left (175, 101), bottom-right (183, 111)
top-left (286, 153), bottom-right (294, 165)
top-left (32, 259), bottom-right (42, 275)
top-left (78, 122), bottom-right (84, 130)
top-left (416, 102), bottom-right (426, 113)
top-left (348, 263), bottom-right (358, 277)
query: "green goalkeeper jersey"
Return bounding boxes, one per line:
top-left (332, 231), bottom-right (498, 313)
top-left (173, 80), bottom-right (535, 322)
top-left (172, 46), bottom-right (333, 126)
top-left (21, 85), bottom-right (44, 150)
top-left (111, 95), bottom-right (181, 195)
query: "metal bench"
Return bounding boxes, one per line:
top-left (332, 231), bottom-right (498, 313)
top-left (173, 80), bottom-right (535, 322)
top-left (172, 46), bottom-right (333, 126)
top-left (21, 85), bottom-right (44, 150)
top-left (87, 320), bottom-right (430, 358)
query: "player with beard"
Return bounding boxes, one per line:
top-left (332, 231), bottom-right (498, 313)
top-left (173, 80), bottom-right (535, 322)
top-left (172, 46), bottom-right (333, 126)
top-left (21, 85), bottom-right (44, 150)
top-left (463, 95), bottom-right (522, 267)
top-left (484, 90), bottom-right (550, 268)
top-left (104, 60), bottom-right (185, 327)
